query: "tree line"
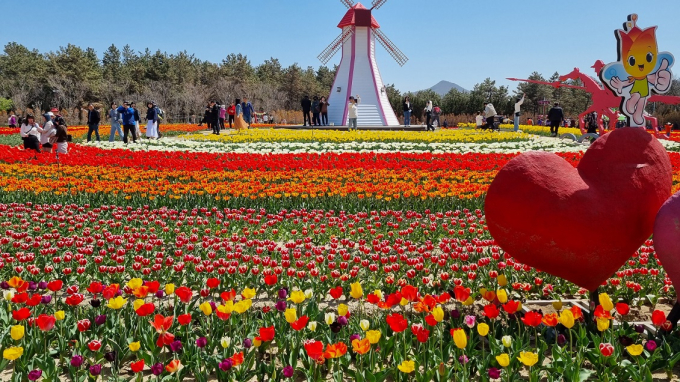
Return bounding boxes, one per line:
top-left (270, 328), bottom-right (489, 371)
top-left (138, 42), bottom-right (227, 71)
top-left (0, 42), bottom-right (677, 125)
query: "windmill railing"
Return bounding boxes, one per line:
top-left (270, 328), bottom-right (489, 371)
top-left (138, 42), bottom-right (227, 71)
top-left (374, 29), bottom-right (408, 67)
top-left (318, 28), bottom-right (354, 65)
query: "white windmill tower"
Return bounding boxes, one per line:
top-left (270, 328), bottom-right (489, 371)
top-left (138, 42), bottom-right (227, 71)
top-left (318, 0), bottom-right (408, 127)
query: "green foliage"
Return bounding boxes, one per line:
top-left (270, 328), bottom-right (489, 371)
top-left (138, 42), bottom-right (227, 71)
top-left (0, 97), bottom-right (12, 111)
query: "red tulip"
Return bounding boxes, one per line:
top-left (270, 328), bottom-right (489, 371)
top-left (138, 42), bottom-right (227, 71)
top-left (599, 342), bottom-right (614, 357)
top-left (453, 285), bottom-right (471, 302)
top-left (290, 316), bottom-right (309, 331)
top-left (616, 302), bottom-right (630, 316)
top-left (386, 313), bottom-right (408, 333)
top-left (88, 340), bottom-right (102, 352)
top-left (220, 289), bottom-right (237, 302)
top-left (255, 326), bottom-right (275, 342)
top-left (502, 301), bottom-right (521, 315)
top-left (206, 278), bottom-right (220, 289)
top-left (26, 294), bottom-right (42, 307)
top-left (77, 319), bottom-right (91, 332)
top-left (47, 280), bottom-right (63, 292)
top-left (175, 287), bottom-right (192, 303)
top-left (400, 285), bottom-right (419, 302)
top-left (483, 304), bottom-right (500, 319)
top-left (304, 339), bottom-right (324, 361)
top-left (329, 286), bottom-right (343, 299)
top-left (652, 310), bottom-right (666, 326)
top-left (36, 314), bottom-right (56, 331)
top-left (65, 293), bottom-right (84, 306)
top-left (521, 311), bottom-right (543, 327)
top-left (12, 308), bottom-right (31, 321)
top-left (135, 303), bottom-right (155, 317)
top-left (130, 359), bottom-right (145, 373)
top-left (264, 274), bottom-right (278, 286)
top-left (177, 313), bottom-right (192, 326)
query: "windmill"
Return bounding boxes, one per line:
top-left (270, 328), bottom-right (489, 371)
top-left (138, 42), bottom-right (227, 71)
top-left (318, 0), bottom-right (408, 127)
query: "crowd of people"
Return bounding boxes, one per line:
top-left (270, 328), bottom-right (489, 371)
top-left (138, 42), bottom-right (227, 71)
top-left (301, 95), bottom-right (330, 127)
top-left (199, 99), bottom-right (259, 134)
top-left (86, 101), bottom-right (164, 143)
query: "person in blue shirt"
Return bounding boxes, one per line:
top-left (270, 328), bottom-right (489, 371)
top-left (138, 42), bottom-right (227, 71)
top-left (116, 101), bottom-right (138, 143)
top-left (241, 98), bottom-right (254, 128)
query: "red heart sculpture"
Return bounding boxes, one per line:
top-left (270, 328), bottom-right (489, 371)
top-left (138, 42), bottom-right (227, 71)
top-left (654, 192), bottom-right (680, 290)
top-left (485, 128), bottom-right (672, 291)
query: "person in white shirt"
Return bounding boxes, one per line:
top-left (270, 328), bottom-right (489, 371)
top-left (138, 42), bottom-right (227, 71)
top-left (483, 103), bottom-right (497, 130)
top-left (40, 112), bottom-right (57, 152)
top-left (347, 95), bottom-right (360, 130)
top-left (475, 112), bottom-right (484, 129)
top-left (514, 93), bottom-right (525, 132)
top-left (20, 114), bottom-right (43, 153)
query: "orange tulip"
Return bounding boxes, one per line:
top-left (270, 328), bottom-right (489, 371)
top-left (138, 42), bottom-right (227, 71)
top-left (323, 342), bottom-right (348, 359)
top-left (352, 339), bottom-right (370, 355)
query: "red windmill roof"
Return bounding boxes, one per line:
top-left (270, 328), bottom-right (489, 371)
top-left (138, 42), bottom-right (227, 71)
top-left (337, 3), bottom-right (380, 29)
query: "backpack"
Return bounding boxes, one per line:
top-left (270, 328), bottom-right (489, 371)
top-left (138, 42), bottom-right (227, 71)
top-left (155, 106), bottom-right (164, 120)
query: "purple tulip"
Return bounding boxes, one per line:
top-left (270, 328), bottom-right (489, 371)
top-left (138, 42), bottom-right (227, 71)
top-left (488, 367), bottom-right (501, 379)
top-left (209, 301), bottom-right (217, 311)
top-left (330, 322), bottom-right (342, 333)
top-left (89, 364), bottom-right (102, 376)
top-left (28, 369), bottom-right (42, 381)
top-left (337, 316), bottom-right (348, 326)
top-left (155, 291), bottom-right (164, 299)
top-left (41, 295), bottom-right (52, 304)
top-left (90, 299), bottom-right (101, 308)
top-left (450, 309), bottom-right (461, 319)
top-left (243, 338), bottom-right (252, 349)
top-left (275, 300), bottom-right (287, 312)
top-left (95, 314), bottom-right (106, 325)
top-left (219, 358), bottom-right (233, 371)
top-left (151, 363), bottom-right (163, 376)
top-left (196, 337), bottom-right (208, 348)
top-left (170, 340), bottom-right (182, 352)
top-left (634, 324), bottom-right (645, 334)
top-left (0, 281), bottom-right (9, 289)
top-left (278, 289), bottom-right (288, 299)
top-left (115, 290), bottom-right (122, 297)
top-left (458, 355), bottom-right (469, 364)
top-left (645, 340), bottom-right (657, 352)
top-left (70, 355), bottom-right (84, 367)
top-left (283, 365), bottom-right (294, 378)
top-left (619, 336), bottom-right (634, 346)
top-left (557, 334), bottom-right (567, 347)
top-left (104, 351), bottom-right (116, 362)
top-left (350, 333), bottom-right (361, 342)
top-left (37, 281), bottom-right (48, 290)
top-left (28, 281), bottom-right (37, 291)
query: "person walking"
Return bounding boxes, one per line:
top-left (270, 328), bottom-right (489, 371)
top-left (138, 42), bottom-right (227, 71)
top-left (153, 102), bottom-right (164, 138)
top-left (347, 95), bottom-right (360, 130)
top-left (514, 93), bottom-right (525, 132)
top-left (116, 101), bottom-right (138, 143)
top-left (109, 103), bottom-right (123, 142)
top-left (20, 114), bottom-right (42, 153)
top-left (209, 100), bottom-right (220, 134)
top-left (483, 102), bottom-right (497, 130)
top-left (432, 105), bottom-right (441, 129)
top-left (145, 101), bottom-right (158, 139)
top-left (311, 96), bottom-right (321, 126)
top-left (234, 98), bottom-right (248, 131)
top-left (131, 102), bottom-right (141, 137)
top-left (301, 95), bottom-right (312, 126)
top-left (242, 98), bottom-right (254, 128)
top-left (86, 103), bottom-right (101, 142)
top-left (403, 97), bottom-right (412, 126)
top-left (227, 102), bottom-right (236, 128)
top-left (547, 102), bottom-right (564, 137)
top-left (219, 104), bottom-right (226, 131)
top-left (202, 104), bottom-right (211, 130)
top-left (320, 97), bottom-right (330, 126)
top-left (424, 100), bottom-right (433, 131)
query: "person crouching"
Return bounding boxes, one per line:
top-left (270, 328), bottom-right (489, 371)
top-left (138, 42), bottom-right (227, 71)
top-left (20, 114), bottom-right (43, 153)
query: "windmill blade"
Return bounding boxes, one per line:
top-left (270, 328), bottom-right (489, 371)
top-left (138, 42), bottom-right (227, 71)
top-left (374, 29), bottom-right (408, 67)
top-left (371, 0), bottom-right (387, 10)
top-left (318, 29), bottom-right (354, 65)
top-left (340, 0), bottom-right (354, 9)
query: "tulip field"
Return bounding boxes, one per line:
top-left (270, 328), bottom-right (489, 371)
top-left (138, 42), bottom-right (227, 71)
top-left (2, 125), bottom-right (680, 381)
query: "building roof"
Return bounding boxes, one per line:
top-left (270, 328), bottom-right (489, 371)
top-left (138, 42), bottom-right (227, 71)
top-left (337, 3), bottom-right (380, 29)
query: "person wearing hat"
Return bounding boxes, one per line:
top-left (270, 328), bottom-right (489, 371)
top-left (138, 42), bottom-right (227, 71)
top-left (49, 107), bottom-right (67, 128)
top-left (40, 112), bottom-right (57, 152)
top-left (86, 103), bottom-right (101, 142)
top-left (116, 101), bottom-right (138, 143)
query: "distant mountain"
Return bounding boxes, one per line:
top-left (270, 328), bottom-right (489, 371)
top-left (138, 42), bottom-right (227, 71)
top-left (427, 81), bottom-right (467, 96)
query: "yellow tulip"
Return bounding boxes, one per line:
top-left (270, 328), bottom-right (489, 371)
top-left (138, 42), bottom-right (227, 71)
top-left (133, 299), bottom-right (145, 311)
top-left (366, 330), bottom-right (381, 344)
top-left (599, 293), bottom-right (614, 312)
top-left (398, 360), bottom-right (415, 374)
top-left (452, 328), bottom-right (467, 349)
top-left (360, 319), bottom-right (370, 331)
top-left (400, 297), bottom-right (409, 306)
top-left (3, 346), bottom-right (23, 361)
top-left (127, 278), bottom-right (143, 289)
top-left (253, 338), bottom-right (262, 348)
top-left (107, 296), bottom-right (128, 310)
top-left (552, 300), bottom-right (563, 311)
top-left (10, 325), bottom-right (24, 341)
top-left (219, 301), bottom-right (234, 314)
top-left (307, 321), bottom-right (318, 332)
top-left (241, 287), bottom-right (256, 299)
top-left (350, 282), bottom-right (363, 299)
top-left (337, 304), bottom-right (348, 316)
top-left (496, 353), bottom-right (510, 367)
top-left (497, 289), bottom-right (508, 304)
top-left (233, 299), bottom-right (251, 314)
top-left (462, 297), bottom-right (474, 306)
top-left (287, 291), bottom-right (305, 304)
top-left (596, 317), bottom-right (610, 332)
top-left (517, 351), bottom-right (538, 367)
top-left (199, 301), bottom-right (212, 316)
top-left (165, 283), bottom-right (175, 295)
top-left (477, 323), bottom-right (489, 337)
top-left (559, 310), bottom-right (575, 329)
top-left (432, 305), bottom-right (444, 323)
top-left (627, 344), bottom-right (643, 356)
top-left (497, 274), bottom-right (508, 287)
top-left (54, 311), bottom-right (65, 321)
top-left (284, 308), bottom-right (297, 324)
top-left (502, 336), bottom-right (513, 348)
top-left (129, 342), bottom-right (140, 352)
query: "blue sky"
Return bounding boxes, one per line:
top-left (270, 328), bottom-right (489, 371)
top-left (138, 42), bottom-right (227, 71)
top-left (3, 0), bottom-right (679, 93)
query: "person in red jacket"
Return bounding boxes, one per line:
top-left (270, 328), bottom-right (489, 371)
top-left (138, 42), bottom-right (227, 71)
top-left (227, 102), bottom-right (236, 128)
